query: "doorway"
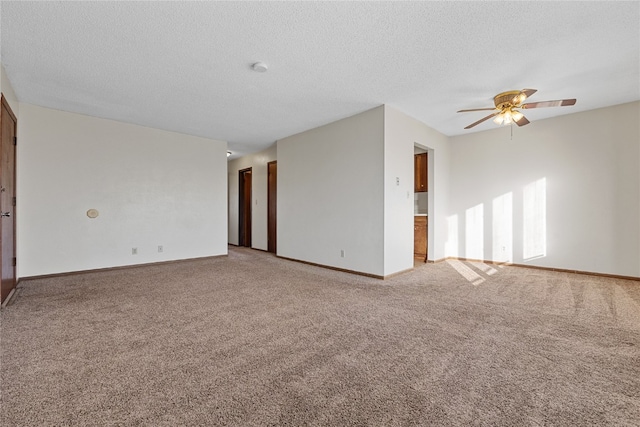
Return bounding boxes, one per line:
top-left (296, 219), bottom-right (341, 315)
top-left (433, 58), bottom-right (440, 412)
top-left (267, 161), bottom-right (277, 253)
top-left (0, 95), bottom-right (17, 303)
top-left (238, 168), bottom-right (252, 247)
top-left (414, 144), bottom-right (432, 263)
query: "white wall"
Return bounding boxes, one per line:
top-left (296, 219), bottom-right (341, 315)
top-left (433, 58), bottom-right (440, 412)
top-left (17, 104), bottom-right (228, 277)
top-left (227, 144), bottom-right (277, 250)
top-left (1, 64), bottom-right (19, 117)
top-left (382, 106), bottom-right (419, 274)
top-left (384, 105), bottom-right (451, 263)
top-left (278, 107), bottom-right (385, 276)
top-left (449, 102), bottom-right (640, 277)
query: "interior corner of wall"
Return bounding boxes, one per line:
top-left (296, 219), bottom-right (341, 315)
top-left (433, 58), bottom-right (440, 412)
top-left (0, 64), bottom-right (20, 116)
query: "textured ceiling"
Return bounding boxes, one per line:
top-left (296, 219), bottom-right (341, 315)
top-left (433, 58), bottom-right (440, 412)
top-left (1, 2), bottom-right (639, 158)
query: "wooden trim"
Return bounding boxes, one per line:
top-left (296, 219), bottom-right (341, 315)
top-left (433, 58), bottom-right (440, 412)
top-left (277, 255), bottom-right (385, 279)
top-left (383, 268), bottom-right (414, 279)
top-left (0, 95), bottom-right (17, 123)
top-left (0, 93), bottom-right (18, 303)
top-left (234, 247), bottom-right (411, 279)
top-left (267, 160), bottom-right (277, 254)
top-left (437, 257), bottom-right (640, 282)
top-left (508, 263), bottom-right (640, 282)
top-left (238, 167), bottom-right (252, 248)
top-left (0, 287), bottom-right (17, 308)
top-left (227, 244), bottom-right (269, 253)
top-left (18, 254), bottom-right (228, 282)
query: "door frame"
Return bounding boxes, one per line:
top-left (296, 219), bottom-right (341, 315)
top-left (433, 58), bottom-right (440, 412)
top-left (1, 94), bottom-right (17, 303)
top-left (267, 161), bottom-right (277, 254)
top-left (414, 144), bottom-right (432, 263)
top-left (238, 167), bottom-right (252, 247)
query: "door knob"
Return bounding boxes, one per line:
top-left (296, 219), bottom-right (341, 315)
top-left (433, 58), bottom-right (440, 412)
top-left (1, 212), bottom-right (11, 217)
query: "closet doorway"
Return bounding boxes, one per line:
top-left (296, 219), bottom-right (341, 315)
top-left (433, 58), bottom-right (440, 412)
top-left (239, 168), bottom-right (252, 247)
top-left (0, 95), bottom-right (17, 304)
top-left (267, 161), bottom-right (277, 253)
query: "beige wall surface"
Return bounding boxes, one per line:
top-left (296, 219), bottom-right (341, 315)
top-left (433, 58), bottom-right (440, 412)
top-left (277, 106), bottom-right (386, 276)
top-left (384, 105), bottom-right (451, 265)
top-left (449, 102), bottom-right (640, 277)
top-left (17, 104), bottom-right (228, 277)
top-left (15, 94), bottom-right (634, 278)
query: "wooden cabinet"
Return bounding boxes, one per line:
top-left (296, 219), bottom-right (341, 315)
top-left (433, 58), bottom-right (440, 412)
top-left (414, 216), bottom-right (428, 260)
top-left (414, 153), bottom-right (428, 192)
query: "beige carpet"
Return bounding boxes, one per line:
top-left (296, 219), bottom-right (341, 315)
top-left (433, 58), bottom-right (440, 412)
top-left (1, 247), bottom-right (639, 426)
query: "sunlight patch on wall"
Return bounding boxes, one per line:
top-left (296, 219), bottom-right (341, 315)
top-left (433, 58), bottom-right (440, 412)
top-left (465, 203), bottom-right (484, 261)
top-left (445, 214), bottom-right (459, 257)
top-left (447, 259), bottom-right (485, 286)
top-left (492, 192), bottom-right (513, 263)
top-left (523, 178), bottom-right (547, 260)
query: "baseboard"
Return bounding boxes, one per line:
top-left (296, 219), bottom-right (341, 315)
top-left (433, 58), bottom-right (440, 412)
top-left (18, 251), bottom-right (637, 284)
top-left (228, 244), bottom-right (273, 254)
top-left (277, 256), bottom-right (385, 279)
top-left (383, 268), bottom-right (414, 279)
top-left (1, 287), bottom-right (18, 308)
top-left (18, 254), bottom-right (228, 282)
top-left (438, 257), bottom-right (640, 282)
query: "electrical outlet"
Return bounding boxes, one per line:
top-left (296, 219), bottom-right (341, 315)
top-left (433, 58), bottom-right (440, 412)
top-left (158, 245), bottom-right (163, 253)
top-left (340, 249), bottom-right (345, 258)
top-left (132, 248), bottom-right (137, 255)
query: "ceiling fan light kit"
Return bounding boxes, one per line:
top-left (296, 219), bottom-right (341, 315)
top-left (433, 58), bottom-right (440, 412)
top-left (458, 89), bottom-right (576, 130)
top-left (493, 108), bottom-right (523, 125)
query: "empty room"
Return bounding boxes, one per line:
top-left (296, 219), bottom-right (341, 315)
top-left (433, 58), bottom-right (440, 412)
top-left (1, 2), bottom-right (639, 426)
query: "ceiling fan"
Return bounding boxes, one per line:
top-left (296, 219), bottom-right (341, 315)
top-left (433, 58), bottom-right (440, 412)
top-left (458, 89), bottom-right (576, 129)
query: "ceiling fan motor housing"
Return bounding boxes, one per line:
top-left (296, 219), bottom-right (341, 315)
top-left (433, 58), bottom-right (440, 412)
top-left (494, 91), bottom-right (522, 109)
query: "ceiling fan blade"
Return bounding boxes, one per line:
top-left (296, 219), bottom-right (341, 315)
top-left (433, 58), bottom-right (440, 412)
top-left (457, 107), bottom-right (497, 113)
top-left (464, 111), bottom-right (500, 129)
top-left (522, 99), bottom-right (577, 109)
top-left (515, 115), bottom-right (530, 127)
top-left (522, 88), bottom-right (537, 99)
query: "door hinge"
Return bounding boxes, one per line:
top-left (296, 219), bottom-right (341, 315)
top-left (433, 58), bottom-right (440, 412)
top-left (12, 257), bottom-right (16, 267)
top-left (13, 136), bottom-right (17, 146)
top-left (12, 197), bottom-right (16, 207)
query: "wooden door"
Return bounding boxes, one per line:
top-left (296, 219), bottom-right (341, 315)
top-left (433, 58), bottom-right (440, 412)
top-left (267, 161), bottom-right (277, 253)
top-left (239, 168), bottom-right (252, 247)
top-left (414, 216), bottom-right (427, 260)
top-left (414, 153), bottom-right (428, 192)
top-left (0, 96), bottom-right (17, 303)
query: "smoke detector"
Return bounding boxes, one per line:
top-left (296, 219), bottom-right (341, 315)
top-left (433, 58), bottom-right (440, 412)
top-left (251, 62), bottom-right (268, 73)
